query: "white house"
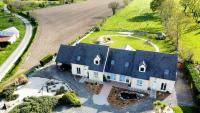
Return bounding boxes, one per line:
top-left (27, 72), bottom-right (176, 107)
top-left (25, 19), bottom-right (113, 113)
top-left (0, 27), bottom-right (19, 47)
top-left (56, 43), bottom-right (177, 95)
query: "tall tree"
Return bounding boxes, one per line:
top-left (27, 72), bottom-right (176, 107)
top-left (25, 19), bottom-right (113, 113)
top-left (179, 0), bottom-right (190, 14)
top-left (150, 0), bottom-right (164, 12)
top-left (159, 0), bottom-right (176, 36)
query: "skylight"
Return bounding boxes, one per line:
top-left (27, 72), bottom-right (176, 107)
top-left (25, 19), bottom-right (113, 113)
top-left (77, 56), bottom-right (81, 61)
top-left (125, 62), bottom-right (129, 67)
top-left (111, 60), bottom-right (115, 65)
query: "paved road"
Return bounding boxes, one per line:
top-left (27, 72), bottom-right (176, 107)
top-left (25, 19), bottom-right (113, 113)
top-left (20, 0), bottom-right (123, 70)
top-left (0, 5), bottom-right (33, 81)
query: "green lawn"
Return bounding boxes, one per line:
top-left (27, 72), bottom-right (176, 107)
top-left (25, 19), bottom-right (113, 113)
top-left (102, 0), bottom-right (200, 62)
top-left (0, 9), bottom-right (25, 66)
top-left (102, 0), bottom-right (163, 33)
top-left (180, 29), bottom-right (200, 63)
top-left (82, 31), bottom-right (156, 51)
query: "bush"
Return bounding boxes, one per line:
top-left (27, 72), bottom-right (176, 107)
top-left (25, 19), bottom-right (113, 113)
top-left (40, 54), bottom-right (53, 66)
top-left (0, 86), bottom-right (18, 101)
top-left (9, 96), bottom-right (59, 113)
top-left (172, 106), bottom-right (183, 113)
top-left (196, 94), bottom-right (200, 105)
top-left (92, 26), bottom-right (100, 32)
top-left (59, 91), bottom-right (81, 107)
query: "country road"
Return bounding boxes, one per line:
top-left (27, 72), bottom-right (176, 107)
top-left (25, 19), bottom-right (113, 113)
top-left (20, 0), bottom-right (123, 71)
top-left (0, 5), bottom-right (33, 81)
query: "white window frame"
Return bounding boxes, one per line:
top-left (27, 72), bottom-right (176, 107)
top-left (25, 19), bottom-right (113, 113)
top-left (136, 79), bottom-right (143, 86)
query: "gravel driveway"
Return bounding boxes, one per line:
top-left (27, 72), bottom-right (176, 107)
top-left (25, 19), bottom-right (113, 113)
top-left (20, 0), bottom-right (123, 71)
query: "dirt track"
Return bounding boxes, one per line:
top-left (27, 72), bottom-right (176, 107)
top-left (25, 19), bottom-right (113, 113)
top-left (20, 0), bottom-right (123, 70)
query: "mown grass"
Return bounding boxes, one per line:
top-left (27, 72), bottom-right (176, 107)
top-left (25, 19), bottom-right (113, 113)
top-left (82, 31), bottom-right (155, 51)
top-left (102, 0), bottom-right (163, 33)
top-left (180, 29), bottom-right (200, 63)
top-left (0, 9), bottom-right (25, 66)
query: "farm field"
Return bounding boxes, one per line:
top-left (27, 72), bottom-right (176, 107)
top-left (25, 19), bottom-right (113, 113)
top-left (0, 2), bottom-right (25, 66)
top-left (18, 0), bottom-right (124, 70)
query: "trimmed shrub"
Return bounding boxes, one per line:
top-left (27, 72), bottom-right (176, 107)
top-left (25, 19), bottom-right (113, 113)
top-left (172, 106), bottom-right (183, 113)
top-left (40, 54), bottom-right (53, 66)
top-left (59, 91), bottom-right (81, 107)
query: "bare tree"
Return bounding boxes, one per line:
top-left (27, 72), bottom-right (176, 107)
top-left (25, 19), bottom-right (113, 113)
top-left (108, 1), bottom-right (119, 15)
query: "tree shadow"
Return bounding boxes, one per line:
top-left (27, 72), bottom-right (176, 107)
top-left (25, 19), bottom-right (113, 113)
top-left (127, 13), bottom-right (160, 22)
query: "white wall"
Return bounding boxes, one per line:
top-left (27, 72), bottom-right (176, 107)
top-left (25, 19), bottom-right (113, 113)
top-left (71, 64), bottom-right (89, 77)
top-left (104, 72), bottom-right (131, 84)
top-left (88, 70), bottom-right (103, 82)
top-left (8, 35), bottom-right (17, 44)
top-left (150, 77), bottom-right (175, 93)
top-left (130, 78), bottom-right (149, 91)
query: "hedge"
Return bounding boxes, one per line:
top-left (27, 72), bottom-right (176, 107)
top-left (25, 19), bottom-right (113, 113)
top-left (172, 106), bottom-right (183, 113)
top-left (59, 91), bottom-right (81, 107)
top-left (184, 61), bottom-right (200, 104)
top-left (39, 54), bottom-right (53, 66)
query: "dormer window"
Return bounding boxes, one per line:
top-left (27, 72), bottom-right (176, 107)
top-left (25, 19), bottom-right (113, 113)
top-left (125, 62), bottom-right (129, 68)
top-left (77, 56), bottom-right (81, 61)
top-left (94, 55), bottom-right (101, 65)
top-left (139, 61), bottom-right (147, 72)
top-left (111, 60), bottom-right (115, 65)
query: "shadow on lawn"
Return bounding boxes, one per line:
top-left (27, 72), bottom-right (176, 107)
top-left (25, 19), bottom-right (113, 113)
top-left (127, 13), bottom-right (160, 22)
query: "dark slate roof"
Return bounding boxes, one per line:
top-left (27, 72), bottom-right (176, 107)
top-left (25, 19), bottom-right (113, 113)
top-left (56, 43), bottom-right (177, 81)
top-left (132, 50), bottom-right (177, 80)
top-left (70, 43), bottom-right (109, 72)
top-left (56, 43), bottom-right (109, 72)
top-left (105, 48), bottom-right (135, 76)
top-left (56, 45), bottom-right (75, 64)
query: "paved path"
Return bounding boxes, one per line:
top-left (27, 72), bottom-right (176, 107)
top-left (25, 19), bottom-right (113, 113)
top-left (99, 83), bottom-right (112, 97)
top-left (20, 0), bottom-right (123, 70)
top-left (0, 5), bottom-right (33, 81)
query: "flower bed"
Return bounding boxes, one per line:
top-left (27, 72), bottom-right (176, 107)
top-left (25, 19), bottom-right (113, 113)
top-left (85, 82), bottom-right (103, 94)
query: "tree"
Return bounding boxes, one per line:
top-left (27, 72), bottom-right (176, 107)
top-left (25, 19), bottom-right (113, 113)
top-left (166, 11), bottom-right (192, 52)
top-left (179, 0), bottom-right (190, 14)
top-left (159, 0), bottom-right (176, 37)
top-left (3, 0), bottom-right (13, 4)
top-left (59, 0), bottom-right (65, 4)
top-left (150, 0), bottom-right (164, 12)
top-left (108, 1), bottom-right (119, 15)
